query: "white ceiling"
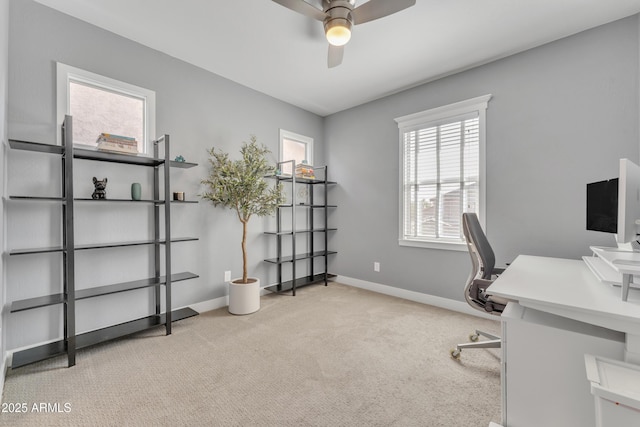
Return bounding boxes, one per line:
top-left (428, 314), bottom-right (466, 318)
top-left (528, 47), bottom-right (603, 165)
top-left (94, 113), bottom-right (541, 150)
top-left (33, 0), bottom-right (640, 116)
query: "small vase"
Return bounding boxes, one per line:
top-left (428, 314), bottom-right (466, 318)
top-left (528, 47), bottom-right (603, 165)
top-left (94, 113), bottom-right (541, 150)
top-left (131, 183), bottom-right (141, 201)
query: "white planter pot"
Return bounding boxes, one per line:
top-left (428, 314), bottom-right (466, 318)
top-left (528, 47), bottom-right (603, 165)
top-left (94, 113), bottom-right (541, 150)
top-left (228, 277), bottom-right (260, 315)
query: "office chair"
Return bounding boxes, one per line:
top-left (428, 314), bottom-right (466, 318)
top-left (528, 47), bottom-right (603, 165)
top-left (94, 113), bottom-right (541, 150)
top-left (450, 213), bottom-right (509, 359)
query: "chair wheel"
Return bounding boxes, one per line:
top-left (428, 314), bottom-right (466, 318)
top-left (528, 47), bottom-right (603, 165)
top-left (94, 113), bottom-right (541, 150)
top-left (469, 333), bottom-right (479, 342)
top-left (450, 348), bottom-right (461, 359)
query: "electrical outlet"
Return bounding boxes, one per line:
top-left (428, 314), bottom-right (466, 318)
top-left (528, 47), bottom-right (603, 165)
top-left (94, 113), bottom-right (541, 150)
top-left (224, 270), bottom-right (231, 282)
top-left (374, 262), bottom-right (380, 272)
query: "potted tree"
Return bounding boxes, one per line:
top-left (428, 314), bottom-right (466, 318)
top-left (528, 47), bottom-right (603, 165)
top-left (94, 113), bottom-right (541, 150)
top-left (201, 135), bottom-right (284, 315)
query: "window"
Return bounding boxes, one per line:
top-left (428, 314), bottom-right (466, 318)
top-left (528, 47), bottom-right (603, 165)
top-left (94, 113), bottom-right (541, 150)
top-left (56, 63), bottom-right (155, 154)
top-left (279, 129), bottom-right (313, 175)
top-left (395, 95), bottom-right (491, 251)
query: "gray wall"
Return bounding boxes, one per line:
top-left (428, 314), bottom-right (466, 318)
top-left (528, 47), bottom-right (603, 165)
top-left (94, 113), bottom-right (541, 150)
top-left (6, 0), bottom-right (324, 349)
top-left (325, 15), bottom-right (640, 301)
top-left (6, 0), bottom-right (640, 351)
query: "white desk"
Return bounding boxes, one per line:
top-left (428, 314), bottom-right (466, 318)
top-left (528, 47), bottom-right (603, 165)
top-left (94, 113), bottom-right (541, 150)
top-left (489, 255), bottom-right (640, 362)
top-left (487, 255), bottom-right (640, 427)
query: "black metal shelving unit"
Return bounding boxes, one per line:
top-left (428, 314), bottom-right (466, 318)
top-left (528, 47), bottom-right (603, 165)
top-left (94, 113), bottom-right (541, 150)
top-left (264, 162), bottom-right (337, 295)
top-left (6, 116), bottom-right (199, 368)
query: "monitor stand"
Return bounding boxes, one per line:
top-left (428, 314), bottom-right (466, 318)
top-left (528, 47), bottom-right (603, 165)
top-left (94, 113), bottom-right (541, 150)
top-left (617, 239), bottom-right (640, 252)
top-left (587, 246), bottom-right (640, 301)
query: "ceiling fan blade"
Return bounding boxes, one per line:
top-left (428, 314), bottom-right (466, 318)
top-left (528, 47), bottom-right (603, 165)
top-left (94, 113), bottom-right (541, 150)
top-left (352, 0), bottom-right (416, 25)
top-left (271, 0), bottom-right (328, 21)
top-left (328, 44), bottom-right (344, 68)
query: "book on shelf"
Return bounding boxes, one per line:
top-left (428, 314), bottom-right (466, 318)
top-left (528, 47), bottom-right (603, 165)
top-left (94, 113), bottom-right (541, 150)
top-left (96, 133), bottom-right (138, 155)
top-left (295, 163), bottom-right (315, 179)
top-left (99, 133), bottom-right (136, 142)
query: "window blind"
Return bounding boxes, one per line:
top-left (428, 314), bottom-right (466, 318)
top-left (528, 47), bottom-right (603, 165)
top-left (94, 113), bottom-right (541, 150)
top-left (402, 113), bottom-right (480, 243)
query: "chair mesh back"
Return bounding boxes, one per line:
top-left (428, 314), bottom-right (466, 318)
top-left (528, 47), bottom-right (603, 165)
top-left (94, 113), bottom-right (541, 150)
top-left (462, 213), bottom-right (496, 280)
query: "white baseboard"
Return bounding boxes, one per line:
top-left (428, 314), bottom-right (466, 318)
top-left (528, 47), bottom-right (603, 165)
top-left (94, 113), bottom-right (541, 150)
top-left (184, 288), bottom-right (273, 314)
top-left (189, 277), bottom-right (497, 322)
top-left (185, 282), bottom-right (291, 314)
top-left (337, 275), bottom-right (496, 320)
top-left (0, 351), bottom-right (8, 397)
top-left (182, 295), bottom-right (228, 314)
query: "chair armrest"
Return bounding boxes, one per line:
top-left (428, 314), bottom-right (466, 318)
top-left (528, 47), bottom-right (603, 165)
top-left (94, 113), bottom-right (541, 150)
top-left (470, 278), bottom-right (494, 300)
top-left (492, 267), bottom-right (506, 275)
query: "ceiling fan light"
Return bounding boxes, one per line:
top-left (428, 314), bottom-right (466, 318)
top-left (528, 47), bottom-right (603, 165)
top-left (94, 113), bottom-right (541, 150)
top-left (325, 19), bottom-right (352, 46)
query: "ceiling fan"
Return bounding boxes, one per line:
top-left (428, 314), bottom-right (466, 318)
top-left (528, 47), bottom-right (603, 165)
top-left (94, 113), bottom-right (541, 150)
top-left (272, 0), bottom-right (416, 68)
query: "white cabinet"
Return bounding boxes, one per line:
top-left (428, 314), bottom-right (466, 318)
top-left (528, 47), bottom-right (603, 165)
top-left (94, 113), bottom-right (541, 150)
top-left (501, 303), bottom-right (625, 427)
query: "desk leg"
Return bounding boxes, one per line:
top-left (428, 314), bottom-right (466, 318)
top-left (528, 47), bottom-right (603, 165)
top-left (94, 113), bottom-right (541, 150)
top-left (626, 334), bottom-right (640, 365)
top-left (500, 312), bottom-right (508, 427)
top-left (622, 273), bottom-right (632, 302)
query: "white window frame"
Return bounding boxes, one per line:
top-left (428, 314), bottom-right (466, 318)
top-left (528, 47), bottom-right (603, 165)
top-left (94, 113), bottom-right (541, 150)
top-left (279, 129), bottom-right (314, 174)
top-left (395, 94), bottom-right (491, 251)
top-left (56, 62), bottom-right (156, 154)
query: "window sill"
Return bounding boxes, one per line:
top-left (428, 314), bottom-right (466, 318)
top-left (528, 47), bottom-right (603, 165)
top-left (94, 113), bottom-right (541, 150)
top-left (398, 239), bottom-right (467, 252)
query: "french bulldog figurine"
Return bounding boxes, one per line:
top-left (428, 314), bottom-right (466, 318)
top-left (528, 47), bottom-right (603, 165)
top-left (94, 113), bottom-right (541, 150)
top-left (92, 177), bottom-right (108, 199)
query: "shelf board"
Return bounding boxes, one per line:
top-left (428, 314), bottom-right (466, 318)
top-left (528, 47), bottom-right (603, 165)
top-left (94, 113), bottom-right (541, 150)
top-left (9, 141), bottom-right (197, 169)
top-left (284, 204), bottom-right (337, 208)
top-left (8, 197), bottom-right (199, 204)
top-left (278, 203), bottom-right (338, 209)
top-left (76, 272), bottom-right (199, 300)
top-left (10, 272), bottom-right (199, 313)
top-left (264, 250), bottom-right (337, 264)
top-left (76, 307), bottom-right (198, 349)
top-left (10, 294), bottom-right (66, 313)
top-left (10, 307), bottom-right (199, 368)
top-left (9, 246), bottom-right (65, 256)
top-left (73, 147), bottom-right (199, 168)
top-left (170, 200), bottom-right (199, 204)
top-left (264, 231), bottom-right (293, 236)
top-left (75, 198), bottom-right (164, 203)
top-left (9, 139), bottom-right (64, 155)
top-left (264, 273), bottom-right (336, 294)
top-left (75, 237), bottom-right (198, 251)
top-left (8, 196), bottom-right (65, 202)
top-left (265, 228), bottom-right (337, 235)
top-left (9, 238), bottom-right (197, 256)
top-left (266, 175), bottom-right (337, 185)
top-left (303, 228), bottom-right (337, 233)
top-left (170, 160), bottom-right (198, 169)
top-left (10, 341), bottom-right (66, 369)
top-left (74, 147), bottom-right (165, 166)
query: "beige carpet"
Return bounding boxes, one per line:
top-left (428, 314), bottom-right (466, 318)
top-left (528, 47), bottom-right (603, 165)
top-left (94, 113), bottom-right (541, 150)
top-left (0, 283), bottom-right (502, 426)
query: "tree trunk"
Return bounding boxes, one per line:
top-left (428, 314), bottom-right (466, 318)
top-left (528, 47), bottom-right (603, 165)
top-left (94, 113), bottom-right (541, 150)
top-left (241, 219), bottom-right (248, 283)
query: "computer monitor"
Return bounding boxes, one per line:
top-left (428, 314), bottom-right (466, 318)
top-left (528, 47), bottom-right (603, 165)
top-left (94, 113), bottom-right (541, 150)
top-left (616, 158), bottom-right (640, 246)
top-left (586, 178), bottom-right (618, 234)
